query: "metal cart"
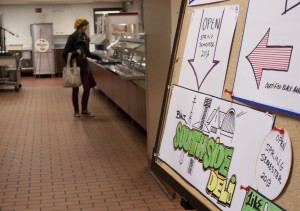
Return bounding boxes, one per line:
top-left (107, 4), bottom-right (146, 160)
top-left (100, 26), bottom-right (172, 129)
top-left (0, 53), bottom-right (23, 92)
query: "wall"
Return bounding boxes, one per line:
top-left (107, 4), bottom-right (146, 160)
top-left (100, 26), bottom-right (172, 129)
top-left (0, 2), bottom-right (122, 47)
top-left (123, 0), bottom-right (143, 32)
top-left (144, 0), bottom-right (181, 159)
top-left (123, 0), bottom-right (143, 20)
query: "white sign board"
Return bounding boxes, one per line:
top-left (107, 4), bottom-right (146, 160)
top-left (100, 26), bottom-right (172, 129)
top-left (35, 38), bottom-right (50, 53)
top-left (233, 0), bottom-right (300, 117)
top-left (158, 85), bottom-right (275, 210)
top-left (256, 130), bottom-right (292, 200)
top-left (188, 0), bottom-right (228, 6)
top-left (178, 5), bottom-right (239, 97)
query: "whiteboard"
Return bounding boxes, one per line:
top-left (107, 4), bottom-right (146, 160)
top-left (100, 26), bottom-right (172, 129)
top-left (233, 0), bottom-right (300, 117)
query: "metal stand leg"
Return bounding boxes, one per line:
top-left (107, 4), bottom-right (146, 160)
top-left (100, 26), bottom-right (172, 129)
top-left (180, 198), bottom-right (194, 210)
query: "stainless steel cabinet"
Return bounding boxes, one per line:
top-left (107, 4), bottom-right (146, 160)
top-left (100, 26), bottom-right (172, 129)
top-left (90, 61), bottom-right (113, 98)
top-left (128, 81), bottom-right (146, 129)
top-left (112, 74), bottom-right (130, 114)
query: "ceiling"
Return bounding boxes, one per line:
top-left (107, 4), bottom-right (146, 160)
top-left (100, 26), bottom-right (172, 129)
top-left (0, 0), bottom-right (125, 5)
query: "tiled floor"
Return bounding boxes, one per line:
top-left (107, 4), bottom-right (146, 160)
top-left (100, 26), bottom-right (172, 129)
top-left (0, 77), bottom-right (184, 211)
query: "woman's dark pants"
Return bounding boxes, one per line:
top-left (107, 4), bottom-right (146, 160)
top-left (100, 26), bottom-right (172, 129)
top-left (72, 73), bottom-right (90, 112)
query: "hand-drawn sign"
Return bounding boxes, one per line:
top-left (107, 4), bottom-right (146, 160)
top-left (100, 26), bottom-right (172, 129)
top-left (233, 0), bottom-right (300, 117)
top-left (241, 187), bottom-right (285, 211)
top-left (255, 130), bottom-right (292, 200)
top-left (178, 5), bottom-right (239, 97)
top-left (188, 9), bottom-right (224, 91)
top-left (158, 85), bottom-right (275, 210)
top-left (35, 38), bottom-right (50, 53)
top-left (246, 29), bottom-right (293, 89)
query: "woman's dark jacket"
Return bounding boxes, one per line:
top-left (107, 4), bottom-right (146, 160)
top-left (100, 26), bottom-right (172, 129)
top-left (63, 31), bottom-right (101, 87)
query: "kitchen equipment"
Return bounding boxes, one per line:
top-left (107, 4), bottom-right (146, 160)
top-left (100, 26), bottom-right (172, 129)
top-left (0, 53), bottom-right (23, 92)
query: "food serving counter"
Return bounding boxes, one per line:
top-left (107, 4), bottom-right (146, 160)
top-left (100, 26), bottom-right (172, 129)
top-left (89, 59), bottom-right (146, 130)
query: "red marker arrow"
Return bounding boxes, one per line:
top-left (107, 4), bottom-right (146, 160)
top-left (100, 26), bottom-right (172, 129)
top-left (246, 29), bottom-right (293, 89)
top-left (188, 9), bottom-right (224, 91)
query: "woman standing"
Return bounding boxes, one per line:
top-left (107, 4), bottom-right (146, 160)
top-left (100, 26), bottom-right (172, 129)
top-left (63, 18), bottom-right (101, 117)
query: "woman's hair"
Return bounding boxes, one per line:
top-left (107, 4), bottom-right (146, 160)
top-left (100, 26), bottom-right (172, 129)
top-left (75, 30), bottom-right (90, 42)
top-left (77, 20), bottom-right (89, 30)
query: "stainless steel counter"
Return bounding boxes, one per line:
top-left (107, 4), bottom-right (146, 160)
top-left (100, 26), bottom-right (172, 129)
top-left (88, 59), bottom-right (146, 86)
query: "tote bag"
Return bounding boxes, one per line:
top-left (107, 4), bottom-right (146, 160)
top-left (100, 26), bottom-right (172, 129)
top-left (63, 53), bottom-right (81, 88)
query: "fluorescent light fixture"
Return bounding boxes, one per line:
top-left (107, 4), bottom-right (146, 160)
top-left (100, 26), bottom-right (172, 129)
top-left (95, 11), bottom-right (120, 15)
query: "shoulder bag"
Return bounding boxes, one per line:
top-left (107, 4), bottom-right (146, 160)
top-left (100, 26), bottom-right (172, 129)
top-left (62, 53), bottom-right (81, 88)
